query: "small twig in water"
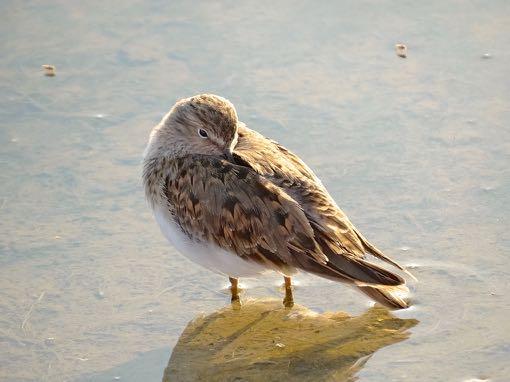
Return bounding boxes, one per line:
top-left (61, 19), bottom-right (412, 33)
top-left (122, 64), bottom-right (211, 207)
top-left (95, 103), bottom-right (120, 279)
top-left (21, 291), bottom-right (45, 331)
top-left (156, 285), bottom-right (178, 297)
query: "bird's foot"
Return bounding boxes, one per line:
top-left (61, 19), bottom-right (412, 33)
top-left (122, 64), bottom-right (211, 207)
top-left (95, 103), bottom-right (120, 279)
top-left (282, 276), bottom-right (294, 308)
top-left (230, 289), bottom-right (241, 303)
top-left (231, 294), bottom-right (242, 310)
top-left (229, 277), bottom-right (242, 308)
top-left (283, 293), bottom-right (294, 308)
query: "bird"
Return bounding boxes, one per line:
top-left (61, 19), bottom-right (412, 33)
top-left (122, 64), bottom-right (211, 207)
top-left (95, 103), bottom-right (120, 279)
top-left (143, 94), bottom-right (414, 309)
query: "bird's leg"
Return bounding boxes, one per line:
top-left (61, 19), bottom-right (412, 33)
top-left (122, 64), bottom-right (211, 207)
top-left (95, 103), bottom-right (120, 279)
top-left (283, 276), bottom-right (294, 308)
top-left (229, 277), bottom-right (240, 303)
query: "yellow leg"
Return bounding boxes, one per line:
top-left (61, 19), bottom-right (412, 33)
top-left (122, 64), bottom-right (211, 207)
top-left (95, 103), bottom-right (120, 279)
top-left (229, 277), bottom-right (240, 303)
top-left (283, 276), bottom-right (294, 308)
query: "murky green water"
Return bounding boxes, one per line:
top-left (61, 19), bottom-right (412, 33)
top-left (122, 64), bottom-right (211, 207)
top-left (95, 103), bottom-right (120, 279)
top-left (1, 1), bottom-right (509, 381)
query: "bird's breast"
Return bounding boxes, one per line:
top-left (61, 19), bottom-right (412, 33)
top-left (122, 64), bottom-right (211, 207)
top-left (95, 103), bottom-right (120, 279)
top-left (153, 205), bottom-right (269, 278)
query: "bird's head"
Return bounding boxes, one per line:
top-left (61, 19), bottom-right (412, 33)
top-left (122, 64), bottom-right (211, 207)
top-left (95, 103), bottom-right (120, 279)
top-left (144, 94), bottom-right (239, 161)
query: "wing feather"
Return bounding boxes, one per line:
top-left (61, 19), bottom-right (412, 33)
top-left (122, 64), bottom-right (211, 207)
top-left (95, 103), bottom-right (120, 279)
top-left (165, 155), bottom-right (328, 272)
top-left (165, 154), bottom-right (407, 287)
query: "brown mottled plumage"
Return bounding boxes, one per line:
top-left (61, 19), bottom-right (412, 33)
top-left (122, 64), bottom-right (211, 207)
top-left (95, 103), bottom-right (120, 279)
top-left (143, 94), bottom-right (413, 309)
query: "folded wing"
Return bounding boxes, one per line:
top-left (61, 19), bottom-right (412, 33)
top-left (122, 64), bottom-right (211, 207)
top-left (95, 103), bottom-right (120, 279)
top-left (165, 154), bottom-right (405, 288)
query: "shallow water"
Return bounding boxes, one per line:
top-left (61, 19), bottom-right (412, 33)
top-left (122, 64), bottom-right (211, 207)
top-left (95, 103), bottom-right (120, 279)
top-left (1, 1), bottom-right (509, 381)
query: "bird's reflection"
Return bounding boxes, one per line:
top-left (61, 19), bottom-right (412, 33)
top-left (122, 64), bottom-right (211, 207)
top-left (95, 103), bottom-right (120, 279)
top-left (163, 299), bottom-right (418, 382)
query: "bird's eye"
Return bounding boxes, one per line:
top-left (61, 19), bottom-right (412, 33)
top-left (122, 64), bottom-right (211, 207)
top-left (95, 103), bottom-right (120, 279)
top-left (198, 128), bottom-right (208, 138)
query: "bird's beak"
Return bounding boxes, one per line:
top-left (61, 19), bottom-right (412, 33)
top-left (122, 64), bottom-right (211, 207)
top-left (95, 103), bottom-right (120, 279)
top-left (222, 149), bottom-right (235, 163)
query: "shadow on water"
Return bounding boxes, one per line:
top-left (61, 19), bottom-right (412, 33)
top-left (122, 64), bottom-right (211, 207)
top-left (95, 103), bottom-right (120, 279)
top-left (163, 299), bottom-right (418, 382)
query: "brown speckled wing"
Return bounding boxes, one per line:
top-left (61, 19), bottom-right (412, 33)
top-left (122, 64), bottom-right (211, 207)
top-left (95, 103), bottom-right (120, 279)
top-left (164, 153), bottom-right (404, 287)
top-left (163, 155), bottom-right (329, 274)
top-left (233, 125), bottom-right (407, 276)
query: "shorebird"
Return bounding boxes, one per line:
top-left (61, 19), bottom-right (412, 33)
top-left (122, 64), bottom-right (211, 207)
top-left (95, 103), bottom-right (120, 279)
top-left (143, 94), bottom-right (413, 309)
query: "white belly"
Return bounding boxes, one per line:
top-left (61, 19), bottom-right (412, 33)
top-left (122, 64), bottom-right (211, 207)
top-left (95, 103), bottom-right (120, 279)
top-left (154, 206), bottom-right (269, 277)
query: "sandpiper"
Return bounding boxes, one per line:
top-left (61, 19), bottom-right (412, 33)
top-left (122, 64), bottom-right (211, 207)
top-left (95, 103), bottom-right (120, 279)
top-left (143, 94), bottom-right (413, 309)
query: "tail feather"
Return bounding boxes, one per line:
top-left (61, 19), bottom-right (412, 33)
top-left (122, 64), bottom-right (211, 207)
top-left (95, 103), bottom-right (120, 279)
top-left (357, 283), bottom-right (410, 309)
top-left (291, 248), bottom-right (412, 310)
top-left (354, 229), bottom-right (418, 282)
top-left (326, 255), bottom-right (405, 286)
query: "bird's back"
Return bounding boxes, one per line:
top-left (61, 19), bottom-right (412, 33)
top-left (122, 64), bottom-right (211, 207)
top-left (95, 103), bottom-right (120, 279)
top-left (234, 125), bottom-right (370, 259)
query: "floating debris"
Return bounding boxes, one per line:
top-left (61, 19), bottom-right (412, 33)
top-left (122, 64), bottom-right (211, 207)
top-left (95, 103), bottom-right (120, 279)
top-left (275, 342), bottom-right (285, 349)
top-left (21, 291), bottom-right (45, 331)
top-left (395, 43), bottom-right (407, 58)
top-left (95, 290), bottom-right (105, 299)
top-left (42, 64), bottom-right (56, 76)
top-left (481, 53), bottom-right (492, 59)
